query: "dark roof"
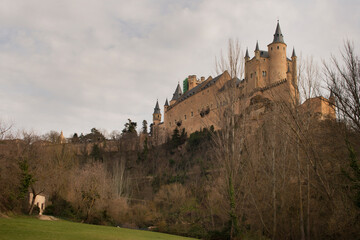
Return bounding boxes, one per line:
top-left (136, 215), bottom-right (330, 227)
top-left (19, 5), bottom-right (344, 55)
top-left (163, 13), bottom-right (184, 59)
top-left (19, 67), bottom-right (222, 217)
top-left (260, 51), bottom-right (269, 58)
top-left (153, 100), bottom-right (160, 114)
top-left (292, 47), bottom-right (296, 57)
top-left (177, 73), bottom-right (223, 102)
top-left (171, 83), bottom-right (182, 101)
top-left (255, 41), bottom-right (259, 51)
top-left (273, 21), bottom-right (285, 43)
top-left (245, 48), bottom-right (249, 58)
top-left (164, 98), bottom-right (169, 106)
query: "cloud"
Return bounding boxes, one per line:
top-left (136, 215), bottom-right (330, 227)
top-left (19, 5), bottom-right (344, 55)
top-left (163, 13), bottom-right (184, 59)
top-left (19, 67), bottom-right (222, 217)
top-left (0, 0), bottom-right (359, 136)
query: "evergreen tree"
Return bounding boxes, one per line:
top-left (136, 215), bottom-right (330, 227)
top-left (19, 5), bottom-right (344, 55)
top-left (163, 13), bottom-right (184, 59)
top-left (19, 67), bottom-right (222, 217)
top-left (122, 119), bottom-right (137, 133)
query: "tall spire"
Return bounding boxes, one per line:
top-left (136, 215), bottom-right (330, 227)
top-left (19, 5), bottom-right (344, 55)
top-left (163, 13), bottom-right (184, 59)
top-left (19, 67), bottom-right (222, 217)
top-left (245, 48), bottom-right (249, 58)
top-left (273, 20), bottom-right (284, 43)
top-left (171, 83), bottom-right (182, 101)
top-left (255, 41), bottom-right (259, 51)
top-left (153, 100), bottom-right (160, 114)
top-left (292, 47), bottom-right (296, 57)
top-left (164, 98), bottom-right (169, 106)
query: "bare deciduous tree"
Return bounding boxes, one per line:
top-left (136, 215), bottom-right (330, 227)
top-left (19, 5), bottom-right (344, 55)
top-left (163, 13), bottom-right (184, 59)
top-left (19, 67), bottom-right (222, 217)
top-left (0, 120), bottom-right (13, 140)
top-left (298, 56), bottom-right (321, 104)
top-left (324, 40), bottom-right (360, 133)
top-left (215, 38), bottom-right (244, 79)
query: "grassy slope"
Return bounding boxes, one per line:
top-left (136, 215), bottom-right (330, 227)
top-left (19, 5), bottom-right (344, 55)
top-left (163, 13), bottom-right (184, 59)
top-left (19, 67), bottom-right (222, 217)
top-left (0, 216), bottom-right (196, 240)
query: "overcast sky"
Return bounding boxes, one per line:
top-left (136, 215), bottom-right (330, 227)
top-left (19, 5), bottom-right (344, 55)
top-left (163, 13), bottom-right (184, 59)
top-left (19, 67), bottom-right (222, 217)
top-left (0, 0), bottom-right (359, 137)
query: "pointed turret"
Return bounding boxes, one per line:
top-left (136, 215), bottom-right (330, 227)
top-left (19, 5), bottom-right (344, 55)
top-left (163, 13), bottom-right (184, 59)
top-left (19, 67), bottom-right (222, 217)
top-left (292, 47), bottom-right (296, 58)
top-left (291, 46), bottom-right (297, 89)
top-left (267, 21), bottom-right (287, 84)
top-left (255, 41), bottom-right (259, 51)
top-left (164, 98), bottom-right (169, 113)
top-left (273, 20), bottom-right (285, 43)
top-left (255, 41), bottom-right (260, 59)
top-left (245, 48), bottom-right (250, 61)
top-left (153, 100), bottom-right (160, 114)
top-left (171, 83), bottom-right (182, 103)
top-left (153, 100), bottom-right (161, 125)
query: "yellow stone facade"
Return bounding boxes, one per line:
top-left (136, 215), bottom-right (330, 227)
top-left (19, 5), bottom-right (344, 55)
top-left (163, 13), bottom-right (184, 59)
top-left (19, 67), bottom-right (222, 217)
top-left (150, 22), bottom-right (335, 145)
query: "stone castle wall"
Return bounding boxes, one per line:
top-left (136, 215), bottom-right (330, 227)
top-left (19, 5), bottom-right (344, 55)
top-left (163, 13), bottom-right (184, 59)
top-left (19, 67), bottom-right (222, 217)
top-left (150, 23), bottom-right (334, 145)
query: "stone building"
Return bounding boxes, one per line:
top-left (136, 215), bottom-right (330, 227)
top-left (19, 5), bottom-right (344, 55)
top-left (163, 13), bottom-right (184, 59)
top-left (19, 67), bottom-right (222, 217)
top-left (150, 22), bottom-right (335, 145)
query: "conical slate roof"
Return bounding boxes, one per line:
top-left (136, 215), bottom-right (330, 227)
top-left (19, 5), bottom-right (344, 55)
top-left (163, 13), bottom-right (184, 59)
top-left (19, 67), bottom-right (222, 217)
top-left (273, 21), bottom-right (284, 43)
top-left (255, 41), bottom-right (259, 51)
top-left (245, 48), bottom-right (249, 58)
top-left (171, 83), bottom-right (182, 101)
top-left (164, 98), bottom-right (169, 106)
top-left (292, 47), bottom-right (296, 57)
top-left (153, 100), bottom-right (161, 114)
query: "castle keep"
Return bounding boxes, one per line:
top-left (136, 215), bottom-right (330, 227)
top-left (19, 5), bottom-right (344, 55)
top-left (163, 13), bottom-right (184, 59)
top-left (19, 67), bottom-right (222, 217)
top-left (151, 22), bottom-right (335, 144)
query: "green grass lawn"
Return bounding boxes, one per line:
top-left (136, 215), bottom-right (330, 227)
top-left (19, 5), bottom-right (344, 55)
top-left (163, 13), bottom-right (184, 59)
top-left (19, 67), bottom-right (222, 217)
top-left (0, 216), bottom-right (196, 240)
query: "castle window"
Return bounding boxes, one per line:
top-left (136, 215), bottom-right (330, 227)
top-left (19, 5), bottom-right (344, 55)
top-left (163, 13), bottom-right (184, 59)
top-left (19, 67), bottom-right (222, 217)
top-left (283, 47), bottom-right (285, 50)
top-left (169, 122), bottom-right (171, 126)
top-left (271, 47), bottom-right (273, 50)
top-left (262, 71), bottom-right (266, 77)
top-left (250, 73), bottom-right (253, 78)
top-left (277, 46), bottom-right (279, 49)
top-left (184, 115), bottom-right (187, 120)
top-left (191, 112), bottom-right (193, 117)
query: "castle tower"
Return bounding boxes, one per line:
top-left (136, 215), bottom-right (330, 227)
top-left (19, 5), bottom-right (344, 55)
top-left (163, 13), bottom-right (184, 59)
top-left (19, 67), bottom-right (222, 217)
top-left (164, 98), bottom-right (169, 112)
top-left (254, 41), bottom-right (260, 59)
top-left (170, 83), bottom-right (182, 105)
top-left (268, 21), bottom-right (287, 84)
top-left (244, 48), bottom-right (250, 62)
top-left (188, 75), bottom-right (198, 91)
top-left (291, 47), bottom-right (297, 86)
top-left (153, 100), bottom-right (161, 125)
top-left (163, 98), bottom-right (169, 126)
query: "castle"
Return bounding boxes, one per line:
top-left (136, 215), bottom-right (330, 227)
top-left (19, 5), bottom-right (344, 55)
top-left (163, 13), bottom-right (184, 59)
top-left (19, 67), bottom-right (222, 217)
top-left (150, 22), bottom-right (335, 145)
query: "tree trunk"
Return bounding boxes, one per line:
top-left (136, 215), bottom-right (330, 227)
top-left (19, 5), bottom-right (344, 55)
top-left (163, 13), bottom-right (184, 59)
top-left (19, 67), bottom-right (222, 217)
top-left (307, 164), bottom-right (310, 240)
top-left (272, 147), bottom-right (277, 239)
top-left (228, 176), bottom-right (239, 240)
top-left (297, 147), bottom-right (306, 240)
